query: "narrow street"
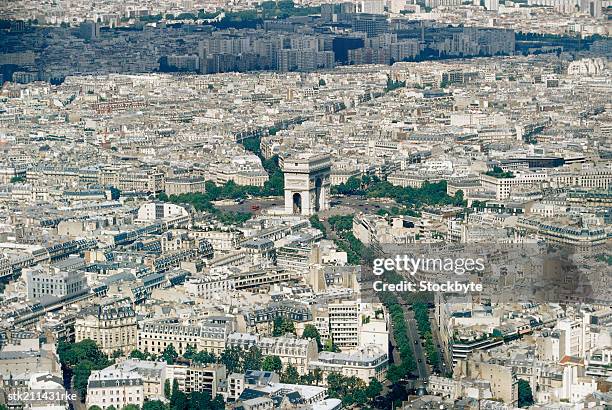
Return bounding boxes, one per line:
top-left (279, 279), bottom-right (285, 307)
top-left (430, 312), bottom-right (453, 376)
top-left (402, 306), bottom-right (430, 381)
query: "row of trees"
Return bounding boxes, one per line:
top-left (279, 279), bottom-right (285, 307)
top-left (241, 136), bottom-right (284, 197)
top-left (378, 270), bottom-right (436, 383)
top-left (378, 289), bottom-right (416, 383)
top-left (327, 214), bottom-right (364, 265)
top-left (413, 303), bottom-right (440, 369)
top-left (308, 215), bottom-right (327, 238)
top-left (57, 339), bottom-right (111, 400)
top-left (333, 175), bottom-right (465, 208)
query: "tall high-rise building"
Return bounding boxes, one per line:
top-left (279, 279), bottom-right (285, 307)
top-left (79, 20), bottom-right (100, 40)
top-left (360, 0), bottom-right (385, 14)
top-left (484, 0), bottom-right (500, 11)
top-left (321, 3), bottom-right (335, 22)
top-left (352, 13), bottom-right (389, 37)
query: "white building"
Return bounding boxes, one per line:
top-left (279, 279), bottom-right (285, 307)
top-left (328, 301), bottom-right (389, 354)
top-left (25, 266), bottom-right (88, 301)
top-left (308, 344), bottom-right (388, 383)
top-left (86, 367), bottom-right (144, 410)
top-left (136, 202), bottom-right (189, 223)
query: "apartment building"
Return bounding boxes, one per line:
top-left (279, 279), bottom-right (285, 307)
top-left (25, 266), bottom-right (88, 301)
top-left (0, 338), bottom-right (61, 381)
top-left (110, 359), bottom-right (168, 401)
top-left (516, 217), bottom-right (607, 248)
top-left (100, 168), bottom-right (165, 193)
top-left (86, 367), bottom-right (145, 410)
top-left (308, 344), bottom-right (388, 383)
top-left (454, 352), bottom-right (519, 406)
top-left (184, 274), bottom-right (235, 299)
top-left (190, 230), bottom-right (244, 252)
top-left (165, 177), bottom-right (206, 196)
top-left (243, 300), bottom-right (313, 334)
top-left (75, 299), bottom-right (137, 356)
top-left (226, 334), bottom-right (318, 375)
top-left (480, 172), bottom-right (548, 200)
top-left (138, 319), bottom-right (232, 356)
top-left (328, 301), bottom-right (360, 349)
top-left (551, 168), bottom-right (612, 190)
top-left (328, 301), bottom-right (389, 352)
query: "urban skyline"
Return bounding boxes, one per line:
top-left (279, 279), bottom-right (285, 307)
top-left (0, 0), bottom-right (610, 409)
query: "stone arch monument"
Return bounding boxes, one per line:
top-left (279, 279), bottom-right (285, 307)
top-left (282, 153), bottom-right (331, 216)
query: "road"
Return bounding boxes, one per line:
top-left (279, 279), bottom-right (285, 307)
top-left (214, 196), bottom-right (284, 213)
top-left (403, 306), bottom-right (430, 381)
top-left (430, 312), bottom-right (453, 376)
top-left (215, 195), bottom-right (397, 216)
top-left (329, 196), bottom-right (397, 215)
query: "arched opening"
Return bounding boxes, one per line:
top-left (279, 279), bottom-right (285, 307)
top-left (314, 177), bottom-right (323, 212)
top-left (292, 193), bottom-right (302, 214)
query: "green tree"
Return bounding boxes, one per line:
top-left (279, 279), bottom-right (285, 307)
top-left (142, 402), bottom-right (167, 410)
top-left (164, 379), bottom-right (171, 399)
top-left (281, 364), bottom-right (300, 384)
top-left (10, 175), bottom-right (25, 183)
top-left (272, 316), bottom-right (296, 336)
top-left (302, 324), bottom-right (322, 350)
top-left (328, 214), bottom-right (353, 232)
top-left (209, 394), bottom-right (225, 410)
top-left (311, 368), bottom-right (323, 386)
top-left (109, 187), bottom-right (121, 200)
top-left (262, 355), bottom-right (283, 372)
top-left (309, 215), bottom-right (327, 238)
top-left (57, 339), bottom-right (110, 401)
top-left (386, 364), bottom-right (405, 384)
top-left (88, 406), bottom-right (102, 410)
top-left (122, 405), bottom-right (139, 410)
top-left (171, 390), bottom-right (187, 410)
top-left (187, 391), bottom-right (214, 409)
top-left (161, 344), bottom-right (178, 364)
top-left (518, 379), bottom-right (534, 407)
top-left (243, 346), bottom-right (263, 371)
top-left (171, 379), bottom-right (179, 400)
top-left (366, 378), bottom-right (383, 399)
top-left (157, 192), bottom-right (169, 201)
top-left (272, 316), bottom-right (295, 337)
top-left (350, 388), bottom-right (369, 406)
top-left (485, 166), bottom-right (514, 178)
top-left (323, 337), bottom-right (340, 352)
top-left (129, 349), bottom-right (150, 360)
top-left (106, 406), bottom-right (117, 410)
top-left (170, 379), bottom-right (186, 410)
top-left (192, 350), bottom-right (216, 365)
top-left (219, 346), bottom-right (243, 373)
top-left (58, 339), bottom-right (109, 368)
top-left (73, 360), bottom-right (94, 399)
top-left (183, 344), bottom-right (196, 360)
top-left (326, 373), bottom-right (368, 404)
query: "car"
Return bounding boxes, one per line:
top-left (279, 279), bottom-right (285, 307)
top-left (414, 340), bottom-right (418, 344)
top-left (418, 359), bottom-right (422, 363)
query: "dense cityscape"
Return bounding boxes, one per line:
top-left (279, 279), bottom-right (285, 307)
top-left (0, 0), bottom-right (610, 409)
